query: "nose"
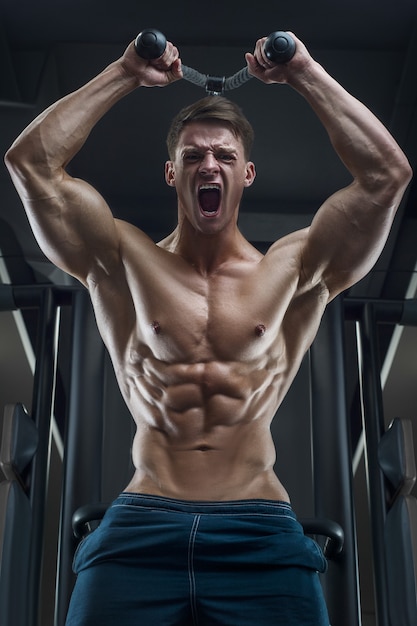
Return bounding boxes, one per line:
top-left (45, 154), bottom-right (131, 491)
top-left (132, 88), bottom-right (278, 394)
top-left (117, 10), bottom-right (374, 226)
top-left (198, 152), bottom-right (219, 176)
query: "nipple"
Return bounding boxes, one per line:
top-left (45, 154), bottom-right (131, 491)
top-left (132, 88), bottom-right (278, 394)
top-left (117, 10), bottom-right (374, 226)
top-left (255, 324), bottom-right (266, 337)
top-left (151, 320), bottom-right (161, 335)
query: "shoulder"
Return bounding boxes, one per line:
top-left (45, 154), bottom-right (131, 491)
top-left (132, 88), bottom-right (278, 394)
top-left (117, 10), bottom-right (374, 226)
top-left (261, 226), bottom-right (329, 303)
top-left (115, 219), bottom-right (184, 275)
top-left (262, 227), bottom-right (309, 273)
top-left (85, 218), bottom-right (156, 294)
top-left (266, 227), bottom-right (309, 253)
top-left (115, 218), bottom-right (156, 247)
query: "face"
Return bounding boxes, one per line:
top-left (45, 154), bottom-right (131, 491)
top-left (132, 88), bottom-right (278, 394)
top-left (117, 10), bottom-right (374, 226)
top-left (165, 121), bottom-right (256, 235)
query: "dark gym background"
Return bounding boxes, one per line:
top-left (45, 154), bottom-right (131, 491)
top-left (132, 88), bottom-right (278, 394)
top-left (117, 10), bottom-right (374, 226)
top-left (0, 1), bottom-right (417, 625)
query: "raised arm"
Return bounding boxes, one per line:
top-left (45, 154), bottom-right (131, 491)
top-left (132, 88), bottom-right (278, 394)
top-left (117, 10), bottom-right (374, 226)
top-left (4, 39), bottom-right (182, 287)
top-left (247, 34), bottom-right (412, 300)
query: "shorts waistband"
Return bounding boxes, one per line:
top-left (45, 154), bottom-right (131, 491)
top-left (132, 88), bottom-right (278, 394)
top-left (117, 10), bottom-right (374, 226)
top-left (115, 492), bottom-right (295, 517)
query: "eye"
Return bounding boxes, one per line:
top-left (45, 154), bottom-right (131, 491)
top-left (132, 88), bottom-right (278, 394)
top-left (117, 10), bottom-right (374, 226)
top-left (218, 153), bottom-right (235, 162)
top-left (183, 152), bottom-right (201, 162)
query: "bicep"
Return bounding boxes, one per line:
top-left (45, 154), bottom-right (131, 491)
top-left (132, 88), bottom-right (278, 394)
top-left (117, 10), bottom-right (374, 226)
top-left (22, 172), bottom-right (120, 285)
top-left (302, 181), bottom-right (397, 299)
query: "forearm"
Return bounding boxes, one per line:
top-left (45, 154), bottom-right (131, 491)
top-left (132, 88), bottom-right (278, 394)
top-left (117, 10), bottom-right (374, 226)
top-left (6, 62), bottom-right (137, 184)
top-left (247, 35), bottom-right (412, 199)
top-left (288, 59), bottom-right (412, 197)
top-left (4, 40), bottom-right (181, 197)
top-left (247, 34), bottom-right (412, 298)
top-left (292, 60), bottom-right (412, 297)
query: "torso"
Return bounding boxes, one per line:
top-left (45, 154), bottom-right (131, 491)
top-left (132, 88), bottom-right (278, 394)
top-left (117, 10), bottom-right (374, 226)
top-left (87, 220), bottom-right (329, 502)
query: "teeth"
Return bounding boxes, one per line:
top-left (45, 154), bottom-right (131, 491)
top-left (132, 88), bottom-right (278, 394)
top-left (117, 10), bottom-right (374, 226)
top-left (199, 184), bottom-right (220, 191)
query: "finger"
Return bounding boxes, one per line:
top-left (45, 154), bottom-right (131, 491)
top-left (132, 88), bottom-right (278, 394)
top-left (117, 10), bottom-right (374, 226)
top-left (170, 58), bottom-right (183, 80)
top-left (162, 42), bottom-right (179, 65)
top-left (253, 37), bottom-right (275, 69)
top-left (245, 53), bottom-right (260, 76)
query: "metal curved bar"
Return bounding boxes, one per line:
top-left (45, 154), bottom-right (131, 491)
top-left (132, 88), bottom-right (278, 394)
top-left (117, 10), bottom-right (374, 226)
top-left (223, 67), bottom-right (252, 91)
top-left (182, 64), bottom-right (252, 95)
top-left (182, 65), bottom-right (208, 89)
top-left (135, 29), bottom-right (295, 96)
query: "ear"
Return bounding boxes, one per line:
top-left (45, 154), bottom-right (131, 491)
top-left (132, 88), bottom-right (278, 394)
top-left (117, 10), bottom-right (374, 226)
top-left (244, 161), bottom-right (256, 187)
top-left (165, 161), bottom-right (176, 187)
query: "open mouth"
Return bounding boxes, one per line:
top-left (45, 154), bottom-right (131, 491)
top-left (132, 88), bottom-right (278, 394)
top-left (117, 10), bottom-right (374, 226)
top-left (198, 184), bottom-right (221, 217)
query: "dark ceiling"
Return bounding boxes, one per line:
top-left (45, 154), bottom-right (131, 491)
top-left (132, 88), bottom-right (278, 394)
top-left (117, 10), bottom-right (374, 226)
top-left (0, 0), bottom-right (416, 296)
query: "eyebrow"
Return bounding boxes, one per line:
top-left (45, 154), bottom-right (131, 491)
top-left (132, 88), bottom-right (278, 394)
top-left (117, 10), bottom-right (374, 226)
top-left (180, 145), bottom-right (239, 155)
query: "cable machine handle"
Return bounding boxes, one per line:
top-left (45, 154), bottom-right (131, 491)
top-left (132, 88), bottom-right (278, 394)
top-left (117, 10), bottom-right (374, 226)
top-left (264, 31), bottom-right (296, 63)
top-left (134, 29), bottom-right (167, 59)
top-left (134, 29), bottom-right (296, 95)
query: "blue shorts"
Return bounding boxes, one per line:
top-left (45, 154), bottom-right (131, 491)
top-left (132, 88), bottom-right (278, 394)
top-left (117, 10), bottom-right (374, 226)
top-left (66, 494), bottom-right (329, 625)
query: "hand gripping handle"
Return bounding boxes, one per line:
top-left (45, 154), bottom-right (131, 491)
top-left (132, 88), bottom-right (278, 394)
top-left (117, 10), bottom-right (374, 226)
top-left (134, 29), bottom-right (296, 64)
top-left (264, 31), bottom-right (296, 63)
top-left (134, 29), bottom-right (167, 59)
top-left (134, 29), bottom-right (297, 95)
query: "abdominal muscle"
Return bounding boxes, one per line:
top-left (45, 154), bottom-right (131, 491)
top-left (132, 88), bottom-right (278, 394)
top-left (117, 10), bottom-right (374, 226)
top-left (122, 357), bottom-right (291, 503)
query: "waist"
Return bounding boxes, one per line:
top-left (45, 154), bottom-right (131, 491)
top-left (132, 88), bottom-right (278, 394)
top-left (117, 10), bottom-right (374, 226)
top-left (125, 462), bottom-right (290, 502)
top-left (115, 492), bottom-right (295, 517)
top-left (129, 417), bottom-right (289, 500)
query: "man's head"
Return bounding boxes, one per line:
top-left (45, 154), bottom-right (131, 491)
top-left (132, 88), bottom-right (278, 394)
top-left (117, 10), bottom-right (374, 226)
top-left (166, 96), bottom-right (254, 161)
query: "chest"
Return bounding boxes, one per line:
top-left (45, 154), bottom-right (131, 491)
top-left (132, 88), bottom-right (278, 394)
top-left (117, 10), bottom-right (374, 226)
top-left (129, 264), bottom-right (294, 364)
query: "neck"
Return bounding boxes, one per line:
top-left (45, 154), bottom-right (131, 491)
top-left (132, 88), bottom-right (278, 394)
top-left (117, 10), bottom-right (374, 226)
top-left (160, 221), bottom-right (250, 275)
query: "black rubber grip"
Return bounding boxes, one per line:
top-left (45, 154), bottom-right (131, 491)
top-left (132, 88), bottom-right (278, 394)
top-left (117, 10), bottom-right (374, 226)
top-left (134, 29), bottom-right (167, 59)
top-left (264, 31), bottom-right (296, 63)
top-left (134, 28), bottom-right (296, 66)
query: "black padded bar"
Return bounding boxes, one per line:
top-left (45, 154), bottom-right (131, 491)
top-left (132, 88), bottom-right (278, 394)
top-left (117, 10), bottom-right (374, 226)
top-left (71, 505), bottom-right (345, 561)
top-left (378, 418), bottom-right (416, 498)
top-left (55, 290), bottom-right (107, 626)
top-left (0, 284), bottom-right (79, 312)
top-left (0, 284), bottom-right (78, 626)
top-left (0, 285), bottom-right (16, 311)
top-left (356, 302), bottom-right (390, 626)
top-left (27, 288), bottom-right (59, 626)
top-left (72, 502), bottom-right (110, 540)
top-left (298, 517), bottom-right (344, 560)
top-left (401, 298), bottom-right (417, 326)
top-left (310, 297), bottom-right (361, 625)
top-left (345, 297), bottom-right (417, 325)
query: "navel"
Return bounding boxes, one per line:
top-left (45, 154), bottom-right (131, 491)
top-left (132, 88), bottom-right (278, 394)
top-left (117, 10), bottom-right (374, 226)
top-left (255, 324), bottom-right (266, 337)
top-left (195, 444), bottom-right (214, 452)
top-left (151, 320), bottom-right (161, 335)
